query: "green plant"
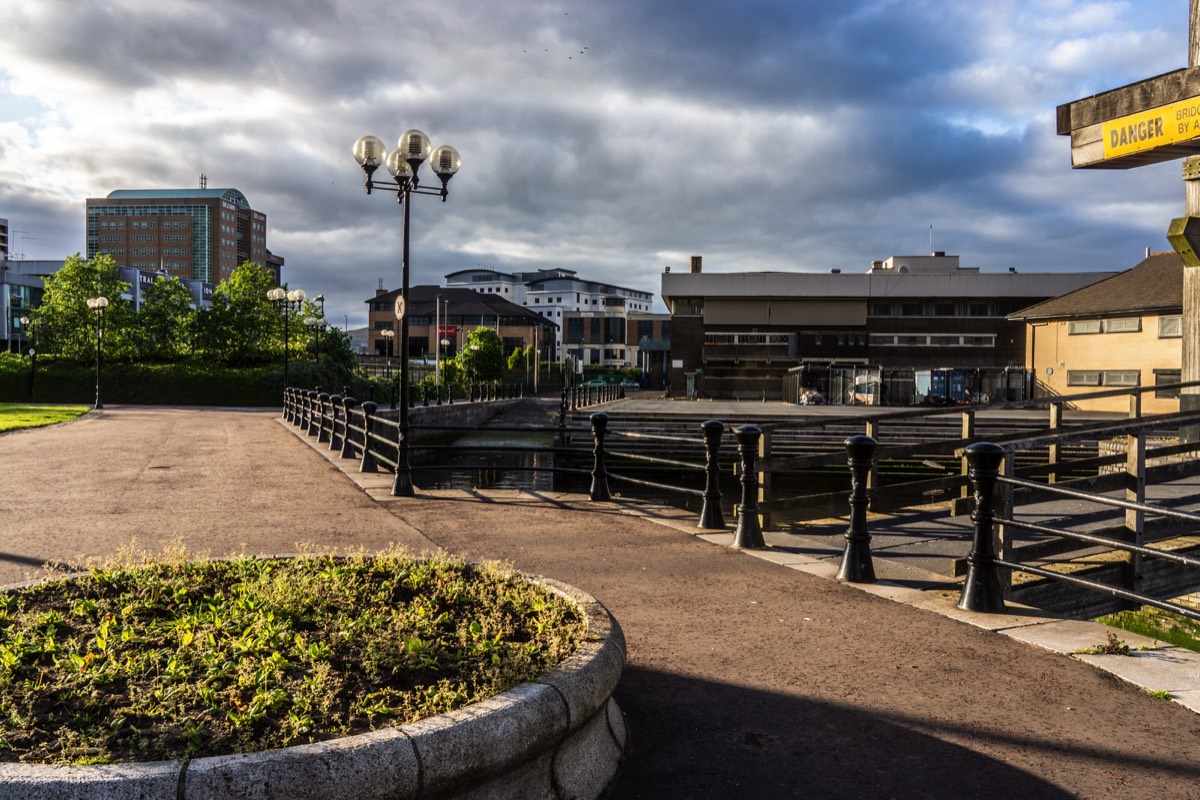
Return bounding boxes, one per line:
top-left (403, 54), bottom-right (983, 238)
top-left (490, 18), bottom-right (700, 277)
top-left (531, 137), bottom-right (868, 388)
top-left (1076, 632), bottom-right (1131, 656)
top-left (1099, 607), bottom-right (1200, 654)
top-left (0, 546), bottom-right (585, 765)
top-left (1145, 689), bottom-right (1173, 700)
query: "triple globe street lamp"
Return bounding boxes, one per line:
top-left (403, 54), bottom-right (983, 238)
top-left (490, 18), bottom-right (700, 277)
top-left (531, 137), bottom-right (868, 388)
top-left (353, 129), bottom-right (461, 497)
top-left (267, 287), bottom-right (307, 387)
top-left (86, 296), bottom-right (108, 410)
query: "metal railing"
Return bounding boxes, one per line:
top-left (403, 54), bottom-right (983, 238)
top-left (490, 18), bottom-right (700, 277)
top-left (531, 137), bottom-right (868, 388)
top-left (956, 442), bottom-right (1200, 621)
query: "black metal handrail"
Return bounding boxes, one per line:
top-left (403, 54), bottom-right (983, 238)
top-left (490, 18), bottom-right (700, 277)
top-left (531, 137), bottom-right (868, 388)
top-left (957, 442), bottom-right (1200, 622)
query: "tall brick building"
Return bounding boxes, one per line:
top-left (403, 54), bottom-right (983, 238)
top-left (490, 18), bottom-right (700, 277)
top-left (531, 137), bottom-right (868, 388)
top-left (85, 187), bottom-right (284, 285)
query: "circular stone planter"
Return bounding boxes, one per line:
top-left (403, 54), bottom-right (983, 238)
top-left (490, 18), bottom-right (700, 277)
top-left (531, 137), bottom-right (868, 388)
top-left (0, 576), bottom-right (627, 800)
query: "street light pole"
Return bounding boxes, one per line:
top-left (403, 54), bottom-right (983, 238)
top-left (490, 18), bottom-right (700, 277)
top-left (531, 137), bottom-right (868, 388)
top-left (86, 296), bottom-right (108, 410)
top-left (354, 129), bottom-right (461, 497)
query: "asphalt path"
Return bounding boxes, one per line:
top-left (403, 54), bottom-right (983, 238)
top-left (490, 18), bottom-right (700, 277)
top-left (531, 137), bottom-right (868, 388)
top-left (3, 407), bottom-right (1199, 799)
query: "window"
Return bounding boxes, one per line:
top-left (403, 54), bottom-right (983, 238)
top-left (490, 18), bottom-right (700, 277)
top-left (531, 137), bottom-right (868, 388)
top-left (932, 302), bottom-right (956, 316)
top-left (897, 335), bottom-right (927, 346)
top-left (929, 335), bottom-right (960, 346)
top-left (962, 335), bottom-right (994, 346)
top-left (1155, 370), bottom-right (1182, 398)
top-left (1103, 317), bottom-right (1140, 333)
top-left (1068, 320), bottom-right (1102, 335)
top-left (869, 334), bottom-right (894, 345)
top-left (1103, 370), bottom-right (1140, 386)
top-left (1159, 315), bottom-right (1182, 338)
top-left (1067, 371), bottom-right (1101, 386)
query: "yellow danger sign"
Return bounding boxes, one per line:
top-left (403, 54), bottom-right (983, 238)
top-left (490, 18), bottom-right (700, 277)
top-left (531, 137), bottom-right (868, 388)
top-left (1103, 95), bottom-right (1200, 159)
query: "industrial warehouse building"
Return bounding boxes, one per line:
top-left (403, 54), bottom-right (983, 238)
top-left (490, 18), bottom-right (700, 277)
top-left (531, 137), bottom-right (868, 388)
top-left (660, 253), bottom-right (1116, 403)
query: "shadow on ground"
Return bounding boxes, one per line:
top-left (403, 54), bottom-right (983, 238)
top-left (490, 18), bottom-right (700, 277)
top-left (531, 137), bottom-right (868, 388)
top-left (608, 665), bottom-right (1195, 799)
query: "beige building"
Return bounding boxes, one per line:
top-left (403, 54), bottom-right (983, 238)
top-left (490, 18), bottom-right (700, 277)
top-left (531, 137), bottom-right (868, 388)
top-left (1010, 251), bottom-right (1183, 413)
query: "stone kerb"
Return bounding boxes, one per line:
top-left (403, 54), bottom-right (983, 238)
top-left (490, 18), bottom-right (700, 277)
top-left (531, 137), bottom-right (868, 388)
top-left (0, 578), bottom-right (626, 800)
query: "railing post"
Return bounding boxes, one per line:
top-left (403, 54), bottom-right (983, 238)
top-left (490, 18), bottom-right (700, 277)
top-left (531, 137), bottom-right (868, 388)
top-left (957, 442), bottom-right (1007, 613)
top-left (316, 393), bottom-right (332, 443)
top-left (340, 397), bottom-right (358, 459)
top-left (699, 420), bottom-right (726, 529)
top-left (1124, 392), bottom-right (1146, 604)
top-left (305, 390), bottom-right (320, 436)
top-left (960, 409), bottom-right (976, 500)
top-left (1048, 400), bottom-right (1062, 483)
top-left (589, 412), bottom-right (611, 501)
top-left (359, 401), bottom-right (379, 473)
top-left (732, 425), bottom-right (765, 549)
top-left (327, 394), bottom-right (343, 451)
top-left (864, 418), bottom-right (879, 489)
top-left (283, 387), bottom-right (293, 422)
top-left (837, 435), bottom-right (877, 582)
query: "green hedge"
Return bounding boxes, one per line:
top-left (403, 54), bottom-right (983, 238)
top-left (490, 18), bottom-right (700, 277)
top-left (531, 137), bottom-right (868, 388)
top-left (0, 354), bottom-right (366, 407)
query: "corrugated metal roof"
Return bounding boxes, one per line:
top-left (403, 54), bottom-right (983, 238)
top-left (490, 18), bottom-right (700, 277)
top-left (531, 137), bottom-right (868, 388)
top-left (660, 269), bottom-right (1116, 302)
top-left (1008, 251), bottom-right (1182, 320)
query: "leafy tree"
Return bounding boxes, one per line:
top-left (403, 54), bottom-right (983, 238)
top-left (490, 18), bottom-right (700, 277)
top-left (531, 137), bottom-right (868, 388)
top-left (194, 261), bottom-right (278, 365)
top-left (137, 275), bottom-right (197, 360)
top-left (456, 327), bottom-right (505, 383)
top-left (33, 253), bottom-right (135, 363)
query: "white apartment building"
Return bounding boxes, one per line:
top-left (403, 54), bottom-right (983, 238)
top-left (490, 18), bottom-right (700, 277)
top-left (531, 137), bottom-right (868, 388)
top-left (444, 267), bottom-right (655, 365)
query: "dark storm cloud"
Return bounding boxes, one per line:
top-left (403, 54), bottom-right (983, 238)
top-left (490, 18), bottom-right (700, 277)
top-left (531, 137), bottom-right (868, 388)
top-left (0, 0), bottom-right (1191, 328)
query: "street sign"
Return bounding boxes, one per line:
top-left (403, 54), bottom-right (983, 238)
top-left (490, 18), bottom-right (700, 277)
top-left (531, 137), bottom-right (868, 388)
top-left (394, 296), bottom-right (406, 320)
top-left (1058, 65), bottom-right (1200, 169)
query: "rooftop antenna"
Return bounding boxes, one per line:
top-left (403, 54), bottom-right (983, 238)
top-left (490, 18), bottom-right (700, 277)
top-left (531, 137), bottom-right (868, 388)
top-left (200, 174), bottom-right (207, 189)
top-left (929, 224), bottom-right (933, 256)
top-left (11, 230), bottom-right (36, 260)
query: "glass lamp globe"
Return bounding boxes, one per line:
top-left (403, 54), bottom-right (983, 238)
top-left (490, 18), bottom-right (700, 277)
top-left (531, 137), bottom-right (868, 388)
top-left (386, 149), bottom-right (414, 181)
top-left (398, 130), bottom-right (431, 164)
top-left (353, 135), bottom-right (388, 168)
top-left (430, 145), bottom-right (461, 178)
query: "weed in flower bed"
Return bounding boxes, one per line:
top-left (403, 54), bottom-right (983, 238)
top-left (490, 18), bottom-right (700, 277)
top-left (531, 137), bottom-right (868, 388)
top-left (0, 547), bottom-right (586, 765)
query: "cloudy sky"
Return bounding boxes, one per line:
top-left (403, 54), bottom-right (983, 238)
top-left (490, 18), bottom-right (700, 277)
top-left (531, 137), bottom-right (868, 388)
top-left (0, 0), bottom-right (1192, 327)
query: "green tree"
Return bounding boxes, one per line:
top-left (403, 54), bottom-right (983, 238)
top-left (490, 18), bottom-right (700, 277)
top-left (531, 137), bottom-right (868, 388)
top-left (456, 327), bottom-right (505, 383)
top-left (194, 261), bottom-right (278, 365)
top-left (33, 253), bottom-right (135, 363)
top-left (137, 275), bottom-right (197, 360)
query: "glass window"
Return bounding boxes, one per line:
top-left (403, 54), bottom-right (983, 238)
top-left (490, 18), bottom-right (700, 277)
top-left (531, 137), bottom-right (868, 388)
top-left (869, 334), bottom-right (894, 345)
top-left (1103, 370), bottom-right (1140, 386)
top-left (1103, 317), bottom-right (1140, 333)
top-left (1154, 370), bottom-right (1181, 398)
top-left (897, 335), bottom-right (927, 346)
top-left (1158, 315), bottom-right (1182, 338)
top-left (1066, 371), bottom-right (1101, 386)
top-left (1068, 320), bottom-right (1102, 335)
top-left (929, 335), bottom-right (960, 346)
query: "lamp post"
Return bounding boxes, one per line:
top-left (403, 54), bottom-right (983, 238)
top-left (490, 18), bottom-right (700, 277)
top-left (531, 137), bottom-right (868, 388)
top-left (354, 129), bottom-right (461, 497)
top-left (268, 287), bottom-right (306, 388)
top-left (380, 329), bottom-right (395, 378)
top-left (19, 315), bottom-right (36, 402)
top-left (305, 316), bottom-right (327, 360)
top-left (86, 296), bottom-right (108, 410)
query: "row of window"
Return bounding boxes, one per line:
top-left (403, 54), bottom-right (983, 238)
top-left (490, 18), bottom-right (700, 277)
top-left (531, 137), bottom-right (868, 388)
top-left (1063, 370), bottom-right (1183, 399)
top-left (1067, 315), bottom-right (1181, 338)
top-left (868, 300), bottom-right (1028, 318)
top-left (871, 333), bottom-right (995, 347)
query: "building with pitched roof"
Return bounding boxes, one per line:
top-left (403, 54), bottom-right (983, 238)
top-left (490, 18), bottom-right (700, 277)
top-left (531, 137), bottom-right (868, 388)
top-left (85, 186), bottom-right (284, 285)
top-left (1009, 251), bottom-right (1183, 413)
top-left (365, 284), bottom-right (557, 363)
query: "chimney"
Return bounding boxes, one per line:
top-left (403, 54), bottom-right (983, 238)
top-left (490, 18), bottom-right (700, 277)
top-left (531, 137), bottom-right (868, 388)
top-left (690, 255), bottom-right (702, 274)
top-left (933, 251), bottom-right (946, 257)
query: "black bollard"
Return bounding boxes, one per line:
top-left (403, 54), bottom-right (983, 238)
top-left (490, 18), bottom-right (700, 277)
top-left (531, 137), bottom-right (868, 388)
top-left (340, 397), bottom-right (359, 459)
top-left (327, 394), bottom-right (343, 451)
top-left (698, 420), bottom-right (726, 529)
top-left (957, 442), bottom-right (1007, 613)
top-left (316, 393), bottom-right (332, 443)
top-left (732, 425), bottom-right (765, 548)
top-left (359, 401), bottom-right (379, 473)
top-left (837, 435), bottom-right (878, 582)
top-left (589, 412), bottom-right (611, 502)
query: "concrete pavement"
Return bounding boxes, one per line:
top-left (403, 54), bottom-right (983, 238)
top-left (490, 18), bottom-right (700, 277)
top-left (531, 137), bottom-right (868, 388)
top-left (4, 406), bottom-right (1200, 798)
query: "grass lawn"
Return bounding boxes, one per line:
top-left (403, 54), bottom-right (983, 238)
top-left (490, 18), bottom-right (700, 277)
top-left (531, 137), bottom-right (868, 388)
top-left (0, 403), bottom-right (91, 433)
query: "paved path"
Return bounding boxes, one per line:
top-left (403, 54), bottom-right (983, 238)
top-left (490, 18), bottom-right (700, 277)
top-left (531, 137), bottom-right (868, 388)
top-left (4, 407), bottom-right (1200, 799)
